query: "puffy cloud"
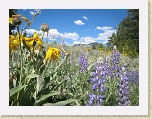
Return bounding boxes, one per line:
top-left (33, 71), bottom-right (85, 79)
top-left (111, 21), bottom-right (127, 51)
top-left (73, 26), bottom-right (116, 45)
top-left (47, 29), bottom-right (61, 40)
top-left (82, 16), bottom-right (88, 20)
top-left (73, 37), bottom-right (96, 45)
top-left (81, 37), bottom-right (96, 44)
top-left (97, 29), bottom-right (116, 41)
top-left (25, 29), bottom-right (37, 34)
top-left (74, 20), bottom-right (85, 25)
top-left (73, 41), bottom-right (82, 45)
top-left (96, 26), bottom-right (112, 31)
top-left (24, 28), bottom-right (79, 41)
top-left (61, 32), bottom-right (79, 40)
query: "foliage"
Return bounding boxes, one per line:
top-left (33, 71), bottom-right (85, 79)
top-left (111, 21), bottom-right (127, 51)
top-left (106, 9), bottom-right (139, 58)
top-left (9, 10), bottom-right (139, 106)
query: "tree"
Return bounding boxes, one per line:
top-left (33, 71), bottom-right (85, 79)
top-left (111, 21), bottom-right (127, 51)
top-left (106, 9), bottom-right (139, 57)
top-left (9, 9), bottom-right (17, 35)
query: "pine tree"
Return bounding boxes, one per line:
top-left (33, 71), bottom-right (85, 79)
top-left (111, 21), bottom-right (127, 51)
top-left (106, 9), bottom-right (139, 57)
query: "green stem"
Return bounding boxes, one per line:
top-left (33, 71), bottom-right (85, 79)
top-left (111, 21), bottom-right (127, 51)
top-left (17, 26), bottom-right (23, 103)
top-left (17, 26), bottom-right (23, 85)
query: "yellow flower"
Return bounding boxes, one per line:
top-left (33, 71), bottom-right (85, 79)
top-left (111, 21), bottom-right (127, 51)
top-left (9, 14), bottom-right (28, 26)
top-left (92, 57), bottom-right (95, 61)
top-left (124, 53), bottom-right (127, 56)
top-left (98, 48), bottom-right (102, 53)
top-left (86, 47), bottom-right (91, 51)
top-left (108, 51), bottom-right (111, 55)
top-left (45, 46), bottom-right (60, 62)
top-left (9, 35), bottom-right (19, 52)
top-left (23, 32), bottom-right (42, 50)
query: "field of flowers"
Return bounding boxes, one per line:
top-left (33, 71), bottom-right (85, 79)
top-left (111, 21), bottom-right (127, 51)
top-left (9, 10), bottom-right (139, 106)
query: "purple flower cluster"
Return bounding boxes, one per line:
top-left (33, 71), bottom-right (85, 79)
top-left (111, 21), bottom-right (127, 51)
top-left (78, 52), bottom-right (88, 72)
top-left (126, 70), bottom-right (139, 84)
top-left (87, 61), bottom-right (107, 106)
top-left (118, 65), bottom-right (130, 106)
top-left (61, 38), bottom-right (66, 59)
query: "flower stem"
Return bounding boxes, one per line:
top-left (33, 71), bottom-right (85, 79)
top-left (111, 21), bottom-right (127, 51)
top-left (17, 26), bottom-right (23, 85)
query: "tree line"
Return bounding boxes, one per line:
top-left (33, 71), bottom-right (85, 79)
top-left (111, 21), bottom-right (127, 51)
top-left (106, 9), bottom-right (139, 58)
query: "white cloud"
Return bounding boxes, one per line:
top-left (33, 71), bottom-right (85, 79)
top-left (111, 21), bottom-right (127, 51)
top-left (29, 11), bottom-right (35, 16)
top-left (24, 28), bottom-right (79, 41)
top-left (96, 26), bottom-right (112, 31)
top-left (74, 20), bottom-right (85, 25)
top-left (73, 26), bottom-right (116, 45)
top-left (73, 37), bottom-right (96, 45)
top-left (29, 9), bottom-right (41, 16)
top-left (62, 32), bottom-right (79, 40)
top-left (47, 29), bottom-right (61, 40)
top-left (25, 29), bottom-right (37, 34)
top-left (82, 16), bottom-right (88, 20)
top-left (73, 41), bottom-right (81, 45)
top-left (81, 37), bottom-right (96, 44)
top-left (97, 29), bottom-right (116, 41)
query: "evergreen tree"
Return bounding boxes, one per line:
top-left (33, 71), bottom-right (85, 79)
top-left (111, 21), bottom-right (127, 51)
top-left (106, 9), bottom-right (139, 57)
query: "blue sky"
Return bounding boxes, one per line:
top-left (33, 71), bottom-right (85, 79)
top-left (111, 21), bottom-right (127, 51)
top-left (16, 9), bottom-right (128, 46)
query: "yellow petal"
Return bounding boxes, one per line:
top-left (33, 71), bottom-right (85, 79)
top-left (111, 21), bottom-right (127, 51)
top-left (9, 18), bottom-right (13, 24)
top-left (21, 17), bottom-right (28, 23)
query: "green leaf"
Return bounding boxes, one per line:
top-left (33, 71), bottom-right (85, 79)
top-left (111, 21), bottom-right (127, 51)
top-left (36, 74), bottom-right (45, 93)
top-left (35, 91), bottom-right (60, 105)
top-left (43, 99), bottom-right (77, 106)
top-left (22, 40), bottom-right (31, 53)
top-left (87, 62), bottom-right (95, 71)
top-left (10, 85), bottom-right (27, 97)
top-left (26, 74), bottom-right (39, 79)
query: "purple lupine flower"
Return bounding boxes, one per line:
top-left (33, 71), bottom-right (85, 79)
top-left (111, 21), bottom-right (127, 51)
top-left (87, 61), bottom-right (107, 106)
top-left (111, 47), bottom-right (121, 72)
top-left (61, 38), bottom-right (66, 59)
top-left (70, 53), bottom-right (74, 66)
top-left (78, 52), bottom-right (88, 72)
top-left (118, 64), bottom-right (130, 106)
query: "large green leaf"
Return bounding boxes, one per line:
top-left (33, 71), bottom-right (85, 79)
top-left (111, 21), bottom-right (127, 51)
top-left (36, 74), bottom-right (45, 93)
top-left (35, 91), bottom-right (60, 105)
top-left (26, 74), bottom-right (39, 79)
top-left (43, 99), bottom-right (77, 106)
top-left (10, 85), bottom-right (27, 97)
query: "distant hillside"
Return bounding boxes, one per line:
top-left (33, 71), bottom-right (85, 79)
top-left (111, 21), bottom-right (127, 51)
top-left (73, 42), bottom-right (100, 47)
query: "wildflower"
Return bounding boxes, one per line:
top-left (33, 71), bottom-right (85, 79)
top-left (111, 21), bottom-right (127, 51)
top-left (40, 23), bottom-right (49, 37)
top-left (9, 14), bottom-right (28, 26)
top-left (92, 57), bottom-right (95, 61)
top-left (78, 52), bottom-right (88, 72)
top-left (118, 64), bottom-right (130, 106)
top-left (9, 35), bottom-right (19, 52)
top-left (99, 48), bottom-right (102, 53)
top-left (87, 59), bottom-right (107, 106)
top-left (70, 53), bottom-right (74, 65)
top-left (108, 51), bottom-right (111, 55)
top-left (23, 32), bottom-right (42, 50)
top-left (124, 53), bottom-right (127, 56)
top-left (45, 46), bottom-right (60, 62)
top-left (86, 47), bottom-right (91, 52)
top-left (61, 37), bottom-right (67, 58)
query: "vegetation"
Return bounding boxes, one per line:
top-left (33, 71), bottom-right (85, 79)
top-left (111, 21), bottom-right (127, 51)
top-left (9, 9), bottom-right (139, 106)
top-left (107, 9), bottom-right (139, 58)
